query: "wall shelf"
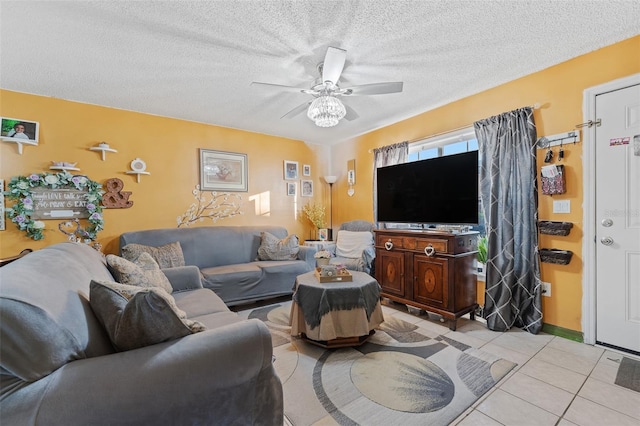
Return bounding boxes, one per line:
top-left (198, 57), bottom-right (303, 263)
top-left (125, 171), bottom-right (150, 183)
top-left (49, 166), bottom-right (80, 171)
top-left (2, 138), bottom-right (38, 155)
top-left (89, 145), bottom-right (117, 161)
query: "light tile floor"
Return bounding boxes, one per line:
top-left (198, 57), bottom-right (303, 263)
top-left (376, 302), bottom-right (640, 426)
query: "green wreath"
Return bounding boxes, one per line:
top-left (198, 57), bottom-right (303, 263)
top-left (5, 171), bottom-right (104, 241)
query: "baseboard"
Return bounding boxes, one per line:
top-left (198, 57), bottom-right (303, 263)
top-left (542, 323), bottom-right (583, 342)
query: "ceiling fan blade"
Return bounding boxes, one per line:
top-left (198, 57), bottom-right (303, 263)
top-left (322, 47), bottom-right (346, 85)
top-left (343, 82), bottom-right (404, 96)
top-left (280, 101), bottom-right (311, 119)
top-left (344, 104), bottom-right (359, 121)
top-left (250, 81), bottom-right (306, 94)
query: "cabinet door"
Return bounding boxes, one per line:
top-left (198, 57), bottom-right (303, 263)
top-left (413, 255), bottom-right (449, 309)
top-left (376, 250), bottom-right (405, 297)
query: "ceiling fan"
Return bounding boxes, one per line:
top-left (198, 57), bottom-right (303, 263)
top-left (251, 47), bottom-right (403, 127)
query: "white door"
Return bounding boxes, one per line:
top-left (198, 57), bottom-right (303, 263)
top-left (595, 83), bottom-right (640, 354)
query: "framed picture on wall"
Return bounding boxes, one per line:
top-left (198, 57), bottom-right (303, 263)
top-left (1, 117), bottom-right (39, 144)
top-left (284, 160), bottom-right (298, 180)
top-left (303, 164), bottom-right (311, 176)
top-left (301, 180), bottom-right (313, 197)
top-left (287, 182), bottom-right (296, 196)
top-left (199, 149), bottom-right (248, 192)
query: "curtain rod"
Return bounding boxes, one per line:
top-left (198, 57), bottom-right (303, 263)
top-left (368, 103), bottom-right (541, 153)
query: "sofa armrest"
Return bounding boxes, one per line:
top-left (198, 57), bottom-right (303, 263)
top-left (161, 265), bottom-right (203, 291)
top-left (297, 245), bottom-right (317, 269)
top-left (22, 319), bottom-right (282, 425)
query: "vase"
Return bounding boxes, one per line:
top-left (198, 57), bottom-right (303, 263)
top-left (316, 258), bottom-right (330, 267)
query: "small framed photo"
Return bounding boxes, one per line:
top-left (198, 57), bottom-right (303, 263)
top-left (1, 117), bottom-right (39, 144)
top-left (286, 182), bottom-right (296, 196)
top-left (303, 164), bottom-right (311, 176)
top-left (284, 160), bottom-right (298, 180)
top-left (301, 180), bottom-right (313, 197)
top-left (318, 228), bottom-right (328, 241)
top-left (199, 149), bottom-right (248, 192)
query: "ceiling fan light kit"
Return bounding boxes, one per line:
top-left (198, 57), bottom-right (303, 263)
top-left (307, 95), bottom-right (346, 127)
top-left (252, 46), bottom-right (403, 129)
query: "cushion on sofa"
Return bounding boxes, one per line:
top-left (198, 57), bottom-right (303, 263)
top-left (106, 253), bottom-right (173, 294)
top-left (121, 241), bottom-right (185, 269)
top-left (335, 230), bottom-right (374, 258)
top-left (89, 280), bottom-right (205, 351)
top-left (257, 231), bottom-right (299, 261)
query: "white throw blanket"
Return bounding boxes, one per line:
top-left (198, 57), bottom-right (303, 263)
top-left (335, 230), bottom-right (374, 258)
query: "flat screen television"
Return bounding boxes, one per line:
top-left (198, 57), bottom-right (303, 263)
top-left (376, 151), bottom-right (479, 225)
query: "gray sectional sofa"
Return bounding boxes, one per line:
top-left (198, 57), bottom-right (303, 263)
top-left (0, 242), bottom-right (283, 425)
top-left (120, 225), bottom-right (315, 306)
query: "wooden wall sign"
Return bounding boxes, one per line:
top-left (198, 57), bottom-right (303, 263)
top-left (31, 187), bottom-right (90, 220)
top-left (102, 177), bottom-right (133, 209)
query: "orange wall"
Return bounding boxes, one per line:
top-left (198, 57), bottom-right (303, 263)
top-left (0, 91), bottom-right (327, 256)
top-left (331, 35), bottom-right (640, 332)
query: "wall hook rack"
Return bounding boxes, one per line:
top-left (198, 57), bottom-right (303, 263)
top-left (536, 130), bottom-right (581, 149)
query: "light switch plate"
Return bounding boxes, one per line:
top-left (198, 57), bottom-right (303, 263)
top-left (553, 200), bottom-right (571, 213)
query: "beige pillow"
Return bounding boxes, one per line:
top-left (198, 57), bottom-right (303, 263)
top-left (121, 241), bottom-right (185, 269)
top-left (106, 252), bottom-right (173, 294)
top-left (336, 230), bottom-right (374, 258)
top-left (257, 232), bottom-right (299, 261)
top-left (89, 280), bottom-right (205, 351)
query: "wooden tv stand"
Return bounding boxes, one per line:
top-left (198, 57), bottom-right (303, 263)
top-left (374, 229), bottom-right (478, 331)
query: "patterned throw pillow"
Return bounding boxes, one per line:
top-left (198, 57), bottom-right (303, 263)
top-left (89, 280), bottom-right (206, 351)
top-left (121, 241), bottom-right (185, 269)
top-left (106, 252), bottom-right (173, 294)
top-left (257, 232), bottom-right (299, 261)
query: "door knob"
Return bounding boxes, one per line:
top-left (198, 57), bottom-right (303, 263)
top-left (600, 236), bottom-right (614, 246)
top-left (601, 218), bottom-right (613, 227)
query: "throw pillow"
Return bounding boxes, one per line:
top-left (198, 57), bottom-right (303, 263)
top-left (89, 280), bottom-right (206, 351)
top-left (106, 252), bottom-right (173, 294)
top-left (121, 241), bottom-right (185, 269)
top-left (336, 230), bottom-right (374, 259)
top-left (257, 232), bottom-right (299, 261)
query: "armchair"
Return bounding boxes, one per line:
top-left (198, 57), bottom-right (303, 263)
top-left (327, 220), bottom-right (376, 275)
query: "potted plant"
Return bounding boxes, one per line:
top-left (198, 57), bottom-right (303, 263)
top-left (314, 250), bottom-right (332, 266)
top-left (477, 235), bottom-right (488, 273)
top-left (302, 202), bottom-right (326, 240)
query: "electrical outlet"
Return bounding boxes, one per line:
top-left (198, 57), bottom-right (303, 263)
top-left (541, 282), bottom-right (551, 297)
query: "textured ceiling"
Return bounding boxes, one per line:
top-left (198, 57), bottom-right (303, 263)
top-left (1, 1), bottom-right (639, 145)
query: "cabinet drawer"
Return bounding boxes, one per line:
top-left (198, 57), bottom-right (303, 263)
top-left (401, 237), bottom-right (448, 253)
top-left (376, 235), bottom-right (404, 250)
top-left (413, 238), bottom-right (448, 254)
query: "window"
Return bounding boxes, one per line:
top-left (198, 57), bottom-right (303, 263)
top-left (408, 128), bottom-right (485, 236)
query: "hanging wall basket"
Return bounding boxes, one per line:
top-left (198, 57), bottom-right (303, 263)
top-left (540, 249), bottom-right (573, 265)
top-left (538, 221), bottom-right (573, 236)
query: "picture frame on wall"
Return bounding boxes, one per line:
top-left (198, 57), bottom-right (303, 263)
top-left (0, 117), bottom-right (39, 144)
top-left (284, 160), bottom-right (298, 180)
top-left (287, 182), bottom-right (296, 196)
top-left (303, 164), bottom-right (311, 176)
top-left (199, 149), bottom-right (248, 192)
top-left (301, 180), bottom-right (313, 197)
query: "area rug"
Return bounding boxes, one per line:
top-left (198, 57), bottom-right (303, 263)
top-left (238, 301), bottom-right (516, 426)
top-left (615, 357), bottom-right (640, 393)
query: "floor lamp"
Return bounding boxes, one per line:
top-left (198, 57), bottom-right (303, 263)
top-left (323, 175), bottom-right (337, 241)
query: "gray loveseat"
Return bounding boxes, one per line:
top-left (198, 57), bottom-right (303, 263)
top-left (120, 225), bottom-right (315, 306)
top-left (0, 242), bottom-right (283, 425)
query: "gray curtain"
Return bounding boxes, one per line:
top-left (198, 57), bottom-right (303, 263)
top-left (373, 142), bottom-right (409, 223)
top-left (474, 107), bottom-right (542, 334)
